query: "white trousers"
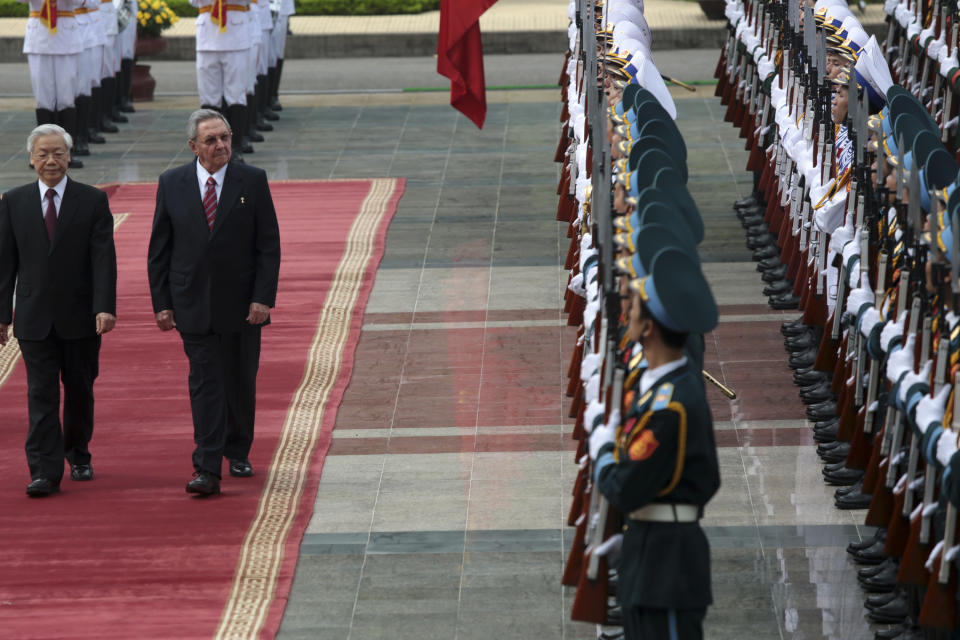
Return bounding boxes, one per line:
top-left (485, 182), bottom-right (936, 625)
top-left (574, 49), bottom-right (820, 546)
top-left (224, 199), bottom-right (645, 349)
top-left (119, 18), bottom-right (136, 60)
top-left (257, 32), bottom-right (269, 76)
top-left (101, 33), bottom-right (119, 77)
top-left (246, 45), bottom-right (257, 93)
top-left (271, 14), bottom-right (288, 61)
top-left (197, 49), bottom-right (248, 107)
top-left (77, 45), bottom-right (98, 95)
top-left (28, 53), bottom-right (78, 111)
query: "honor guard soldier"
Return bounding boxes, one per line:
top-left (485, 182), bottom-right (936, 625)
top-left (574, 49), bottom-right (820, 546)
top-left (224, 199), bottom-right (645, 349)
top-left (97, 0), bottom-right (125, 130)
top-left (589, 247), bottom-right (721, 640)
top-left (116, 0), bottom-right (137, 114)
top-left (22, 0), bottom-right (84, 169)
top-left (267, 0), bottom-right (292, 111)
top-left (190, 0), bottom-right (252, 161)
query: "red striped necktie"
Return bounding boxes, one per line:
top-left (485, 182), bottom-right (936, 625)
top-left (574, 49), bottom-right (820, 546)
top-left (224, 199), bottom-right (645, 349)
top-left (202, 176), bottom-right (217, 229)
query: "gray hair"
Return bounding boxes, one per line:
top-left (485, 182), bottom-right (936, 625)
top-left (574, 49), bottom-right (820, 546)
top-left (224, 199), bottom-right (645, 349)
top-left (187, 109), bottom-right (231, 141)
top-left (26, 124), bottom-right (72, 155)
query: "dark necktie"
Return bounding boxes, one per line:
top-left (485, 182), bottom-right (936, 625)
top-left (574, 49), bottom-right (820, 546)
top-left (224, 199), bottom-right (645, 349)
top-left (203, 176), bottom-right (217, 230)
top-left (44, 188), bottom-right (56, 242)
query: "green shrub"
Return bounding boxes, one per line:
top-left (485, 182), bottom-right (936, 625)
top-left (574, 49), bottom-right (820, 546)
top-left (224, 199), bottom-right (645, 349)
top-left (165, 0), bottom-right (198, 17)
top-left (0, 1), bottom-right (28, 17)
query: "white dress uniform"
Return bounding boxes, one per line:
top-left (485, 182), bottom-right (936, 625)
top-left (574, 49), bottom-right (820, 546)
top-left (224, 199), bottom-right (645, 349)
top-left (267, 0), bottom-right (292, 109)
top-left (99, 0), bottom-right (118, 79)
top-left (192, 0), bottom-right (252, 108)
top-left (23, 0), bottom-right (83, 112)
top-left (118, 0), bottom-right (135, 61)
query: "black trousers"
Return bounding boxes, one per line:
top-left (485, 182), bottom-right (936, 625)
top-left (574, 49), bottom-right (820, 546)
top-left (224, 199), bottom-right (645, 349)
top-left (18, 330), bottom-right (101, 482)
top-left (622, 607), bottom-right (706, 640)
top-left (180, 325), bottom-right (261, 477)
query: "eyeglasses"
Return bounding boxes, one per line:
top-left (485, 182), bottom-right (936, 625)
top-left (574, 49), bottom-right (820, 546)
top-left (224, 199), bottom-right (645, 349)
top-left (32, 150), bottom-right (67, 161)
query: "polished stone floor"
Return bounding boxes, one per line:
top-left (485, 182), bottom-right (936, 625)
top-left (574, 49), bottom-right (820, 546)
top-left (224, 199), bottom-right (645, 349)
top-left (0, 56), bottom-right (881, 638)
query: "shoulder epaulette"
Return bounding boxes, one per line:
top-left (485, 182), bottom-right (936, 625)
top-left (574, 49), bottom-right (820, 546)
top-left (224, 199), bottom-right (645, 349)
top-left (652, 382), bottom-right (675, 411)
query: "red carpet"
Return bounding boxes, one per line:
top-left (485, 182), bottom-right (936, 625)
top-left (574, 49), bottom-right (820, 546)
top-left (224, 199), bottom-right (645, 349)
top-left (0, 178), bottom-right (403, 638)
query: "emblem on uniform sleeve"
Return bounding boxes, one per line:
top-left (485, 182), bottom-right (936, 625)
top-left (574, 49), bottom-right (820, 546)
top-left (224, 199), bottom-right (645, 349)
top-left (628, 429), bottom-right (659, 461)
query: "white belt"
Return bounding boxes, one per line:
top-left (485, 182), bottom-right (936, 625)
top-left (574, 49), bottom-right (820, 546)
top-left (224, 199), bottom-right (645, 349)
top-left (628, 503), bottom-right (699, 523)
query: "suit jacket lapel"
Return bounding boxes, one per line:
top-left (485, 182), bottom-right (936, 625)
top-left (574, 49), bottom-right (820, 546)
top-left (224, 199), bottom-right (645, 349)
top-left (50, 178), bottom-right (78, 252)
top-left (181, 164), bottom-right (209, 234)
top-left (211, 165), bottom-right (241, 236)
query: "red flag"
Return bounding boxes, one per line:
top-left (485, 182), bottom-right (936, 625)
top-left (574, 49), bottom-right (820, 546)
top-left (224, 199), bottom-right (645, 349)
top-left (437, 0), bottom-right (497, 129)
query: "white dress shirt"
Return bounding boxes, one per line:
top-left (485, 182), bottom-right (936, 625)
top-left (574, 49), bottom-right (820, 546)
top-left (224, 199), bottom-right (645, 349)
top-left (195, 158), bottom-right (228, 202)
top-left (37, 175), bottom-right (68, 218)
top-left (638, 356), bottom-right (688, 398)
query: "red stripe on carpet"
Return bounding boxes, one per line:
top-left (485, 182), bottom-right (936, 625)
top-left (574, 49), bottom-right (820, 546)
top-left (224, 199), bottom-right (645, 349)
top-left (0, 178), bottom-right (403, 638)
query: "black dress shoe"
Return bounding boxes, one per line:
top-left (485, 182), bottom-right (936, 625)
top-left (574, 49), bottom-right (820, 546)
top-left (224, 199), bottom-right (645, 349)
top-left (781, 318), bottom-right (805, 335)
top-left (746, 222), bottom-right (770, 236)
top-left (763, 279), bottom-right (793, 297)
top-left (248, 129), bottom-right (265, 143)
top-left (795, 370), bottom-right (827, 386)
top-left (855, 543), bottom-right (892, 570)
top-left (820, 442), bottom-right (850, 463)
top-left (740, 216), bottom-right (766, 229)
top-left (823, 461), bottom-right (847, 473)
top-left (186, 472), bottom-right (221, 496)
top-left (769, 293), bottom-right (801, 309)
top-left (70, 463), bottom-right (93, 481)
top-left (868, 595), bottom-right (909, 623)
top-left (88, 127), bottom-right (105, 144)
top-left (758, 256), bottom-right (783, 272)
top-left (789, 347), bottom-right (817, 369)
top-left (835, 489), bottom-right (872, 509)
top-left (847, 528), bottom-right (885, 553)
top-left (786, 332), bottom-right (817, 352)
top-left (753, 245), bottom-right (780, 261)
top-left (228, 459), bottom-right (254, 477)
top-left (823, 466), bottom-right (864, 486)
top-left (858, 559), bottom-right (891, 578)
top-left (763, 264), bottom-right (789, 283)
top-left (26, 477), bottom-right (60, 497)
top-left (802, 384), bottom-right (835, 405)
top-left (734, 193), bottom-right (761, 209)
top-left (748, 235), bottom-right (777, 251)
top-left (874, 625), bottom-right (909, 640)
top-left (814, 416), bottom-right (840, 430)
top-left (818, 439), bottom-right (844, 454)
top-left (806, 401), bottom-right (837, 420)
top-left (866, 590), bottom-right (901, 610)
top-left (68, 158), bottom-right (83, 169)
top-left (835, 478), bottom-right (863, 497)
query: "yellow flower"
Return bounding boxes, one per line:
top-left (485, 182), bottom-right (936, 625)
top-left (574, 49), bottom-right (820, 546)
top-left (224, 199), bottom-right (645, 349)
top-left (155, 15), bottom-right (162, 22)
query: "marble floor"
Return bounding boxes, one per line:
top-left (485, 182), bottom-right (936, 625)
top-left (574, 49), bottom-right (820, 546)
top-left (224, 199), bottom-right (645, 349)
top-left (0, 55), bottom-right (883, 638)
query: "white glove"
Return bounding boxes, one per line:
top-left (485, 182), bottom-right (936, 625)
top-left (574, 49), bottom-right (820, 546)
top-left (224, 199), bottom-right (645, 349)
top-left (937, 429), bottom-right (959, 468)
top-left (887, 334), bottom-right (916, 384)
top-left (915, 384), bottom-right (952, 435)
top-left (880, 316), bottom-right (907, 354)
top-left (847, 285), bottom-right (873, 317)
top-left (589, 409), bottom-right (619, 461)
top-left (583, 399), bottom-right (606, 435)
top-left (859, 306), bottom-right (883, 339)
top-left (899, 360), bottom-right (933, 406)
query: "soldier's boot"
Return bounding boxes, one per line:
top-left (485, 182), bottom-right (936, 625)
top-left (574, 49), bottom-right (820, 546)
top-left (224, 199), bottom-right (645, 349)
top-left (226, 103), bottom-right (248, 161)
top-left (35, 107), bottom-right (55, 126)
top-left (269, 59), bottom-right (283, 111)
top-left (96, 81), bottom-right (119, 133)
top-left (254, 79), bottom-right (274, 131)
top-left (106, 75), bottom-right (128, 123)
top-left (258, 74), bottom-right (278, 121)
top-left (66, 102), bottom-right (91, 157)
top-left (87, 87), bottom-right (106, 142)
top-left (56, 107), bottom-right (84, 168)
top-left (118, 58), bottom-right (135, 113)
top-left (246, 93), bottom-right (265, 142)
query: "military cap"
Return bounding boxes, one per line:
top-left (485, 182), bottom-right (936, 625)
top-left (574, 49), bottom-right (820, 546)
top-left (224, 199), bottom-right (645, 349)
top-left (614, 203), bottom-right (700, 259)
top-left (615, 188), bottom-right (699, 241)
top-left (628, 248), bottom-right (718, 335)
top-left (627, 134), bottom-right (676, 171)
top-left (853, 36), bottom-right (893, 112)
top-left (637, 147), bottom-right (687, 184)
top-left (637, 118), bottom-right (688, 159)
top-left (915, 132), bottom-right (958, 190)
top-left (888, 92), bottom-right (939, 137)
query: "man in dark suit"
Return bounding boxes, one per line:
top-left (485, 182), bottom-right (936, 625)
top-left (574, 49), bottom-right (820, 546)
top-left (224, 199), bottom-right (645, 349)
top-left (0, 124), bottom-right (117, 497)
top-left (147, 108), bottom-right (280, 496)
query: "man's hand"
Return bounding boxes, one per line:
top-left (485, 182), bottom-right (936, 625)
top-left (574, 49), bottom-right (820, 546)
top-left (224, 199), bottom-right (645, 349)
top-left (0, 323), bottom-right (8, 346)
top-left (247, 302), bottom-right (270, 325)
top-left (96, 313), bottom-right (116, 335)
top-left (155, 309), bottom-right (176, 331)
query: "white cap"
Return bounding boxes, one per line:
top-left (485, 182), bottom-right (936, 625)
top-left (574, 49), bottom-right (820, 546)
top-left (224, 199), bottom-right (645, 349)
top-left (854, 35), bottom-right (894, 109)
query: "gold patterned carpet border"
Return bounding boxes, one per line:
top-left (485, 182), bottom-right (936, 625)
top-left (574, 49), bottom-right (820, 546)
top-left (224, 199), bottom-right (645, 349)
top-left (0, 212), bottom-right (130, 392)
top-left (214, 178), bottom-right (399, 639)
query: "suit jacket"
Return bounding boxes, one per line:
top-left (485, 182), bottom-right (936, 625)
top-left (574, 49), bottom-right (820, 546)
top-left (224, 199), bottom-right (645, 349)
top-left (597, 360), bottom-right (721, 610)
top-left (147, 159), bottom-right (281, 335)
top-left (0, 178), bottom-right (117, 341)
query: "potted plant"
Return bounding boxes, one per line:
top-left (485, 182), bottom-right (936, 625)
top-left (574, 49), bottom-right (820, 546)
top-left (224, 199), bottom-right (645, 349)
top-left (132, 0), bottom-right (179, 100)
